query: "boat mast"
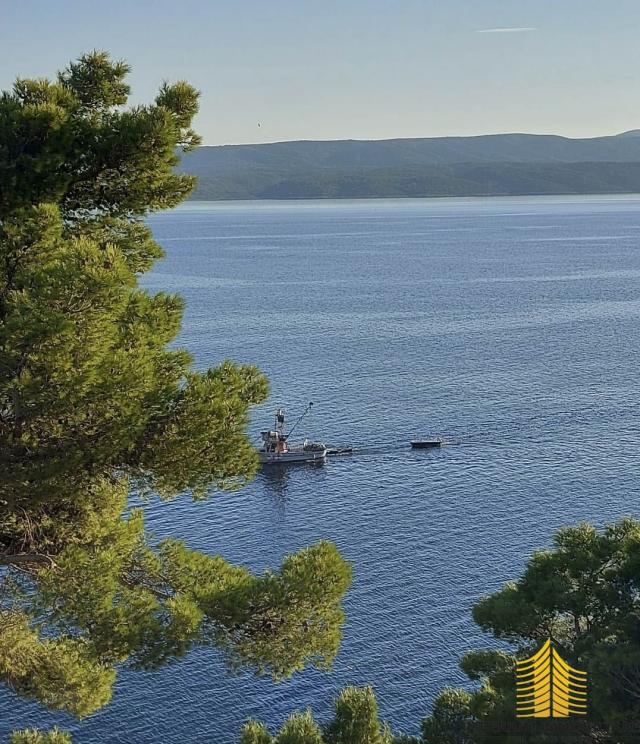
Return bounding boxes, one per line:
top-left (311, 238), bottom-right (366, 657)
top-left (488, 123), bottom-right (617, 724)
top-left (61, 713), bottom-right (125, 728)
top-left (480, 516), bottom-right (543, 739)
top-left (275, 408), bottom-right (286, 439)
top-left (285, 402), bottom-right (314, 441)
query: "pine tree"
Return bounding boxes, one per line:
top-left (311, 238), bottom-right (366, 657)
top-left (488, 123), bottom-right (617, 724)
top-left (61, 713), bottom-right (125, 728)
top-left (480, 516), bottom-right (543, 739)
top-left (239, 687), bottom-right (403, 744)
top-left (0, 52), bottom-right (351, 719)
top-left (10, 729), bottom-right (72, 744)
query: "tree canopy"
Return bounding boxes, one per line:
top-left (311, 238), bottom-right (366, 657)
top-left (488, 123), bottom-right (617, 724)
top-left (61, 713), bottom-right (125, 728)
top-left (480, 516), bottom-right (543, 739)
top-left (10, 729), bottom-right (71, 744)
top-left (419, 519), bottom-right (640, 743)
top-left (245, 519), bottom-right (640, 744)
top-left (0, 51), bottom-right (351, 722)
top-left (240, 687), bottom-right (405, 744)
top-left (443, 518), bottom-right (640, 743)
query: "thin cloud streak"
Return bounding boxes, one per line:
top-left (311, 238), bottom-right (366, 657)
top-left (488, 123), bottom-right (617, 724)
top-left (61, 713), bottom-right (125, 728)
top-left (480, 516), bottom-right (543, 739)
top-left (476, 27), bottom-right (537, 33)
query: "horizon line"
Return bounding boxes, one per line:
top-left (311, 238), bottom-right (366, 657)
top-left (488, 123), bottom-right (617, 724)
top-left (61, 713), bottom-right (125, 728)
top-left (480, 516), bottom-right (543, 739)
top-left (195, 129), bottom-right (638, 148)
top-left (475, 27), bottom-right (537, 34)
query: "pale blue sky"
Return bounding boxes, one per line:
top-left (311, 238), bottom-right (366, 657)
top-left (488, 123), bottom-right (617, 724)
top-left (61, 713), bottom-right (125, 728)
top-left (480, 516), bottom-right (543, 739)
top-left (1, 0), bottom-right (639, 145)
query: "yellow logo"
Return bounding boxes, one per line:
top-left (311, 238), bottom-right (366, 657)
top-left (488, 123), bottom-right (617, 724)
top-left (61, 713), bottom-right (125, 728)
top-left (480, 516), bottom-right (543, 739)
top-left (516, 638), bottom-right (587, 718)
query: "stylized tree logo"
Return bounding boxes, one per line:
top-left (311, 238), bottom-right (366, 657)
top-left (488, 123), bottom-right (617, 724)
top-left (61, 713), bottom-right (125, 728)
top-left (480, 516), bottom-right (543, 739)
top-left (516, 638), bottom-right (587, 718)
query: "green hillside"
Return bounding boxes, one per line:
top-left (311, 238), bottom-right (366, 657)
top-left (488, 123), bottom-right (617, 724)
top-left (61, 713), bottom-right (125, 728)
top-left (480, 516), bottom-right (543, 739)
top-left (179, 131), bottom-right (640, 200)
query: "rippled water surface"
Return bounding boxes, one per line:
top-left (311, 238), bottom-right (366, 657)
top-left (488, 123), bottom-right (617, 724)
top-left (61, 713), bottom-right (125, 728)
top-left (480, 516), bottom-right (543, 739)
top-left (3, 195), bottom-right (640, 742)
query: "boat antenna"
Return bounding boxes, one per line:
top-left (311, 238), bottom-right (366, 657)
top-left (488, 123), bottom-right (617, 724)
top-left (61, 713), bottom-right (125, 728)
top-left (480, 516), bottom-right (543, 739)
top-left (284, 402), bottom-right (314, 441)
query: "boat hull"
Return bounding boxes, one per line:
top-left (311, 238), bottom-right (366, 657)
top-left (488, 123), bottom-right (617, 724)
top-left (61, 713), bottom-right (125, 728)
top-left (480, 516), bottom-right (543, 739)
top-left (259, 449), bottom-right (327, 464)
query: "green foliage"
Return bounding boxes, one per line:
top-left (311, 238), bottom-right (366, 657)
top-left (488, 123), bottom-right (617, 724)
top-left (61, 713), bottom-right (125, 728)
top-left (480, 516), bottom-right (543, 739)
top-left (239, 519), bottom-right (640, 744)
top-left (0, 50), bottom-right (200, 218)
top-left (276, 711), bottom-right (324, 744)
top-left (421, 519), bottom-right (640, 744)
top-left (473, 520), bottom-right (640, 645)
top-left (325, 686), bottom-right (393, 744)
top-left (0, 51), bottom-right (351, 723)
top-left (10, 729), bottom-right (72, 744)
top-left (0, 199), bottom-right (267, 531)
top-left (32, 522), bottom-right (351, 680)
top-left (240, 687), bottom-right (402, 744)
top-left (218, 541), bottom-right (352, 677)
top-left (0, 609), bottom-right (114, 716)
top-left (240, 721), bottom-right (274, 744)
top-left (421, 689), bottom-right (473, 744)
top-left (0, 507), bottom-right (350, 716)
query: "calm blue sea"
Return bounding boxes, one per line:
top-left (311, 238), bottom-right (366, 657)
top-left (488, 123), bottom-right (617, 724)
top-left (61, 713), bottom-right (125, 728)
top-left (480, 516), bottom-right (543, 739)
top-left (3, 195), bottom-right (640, 742)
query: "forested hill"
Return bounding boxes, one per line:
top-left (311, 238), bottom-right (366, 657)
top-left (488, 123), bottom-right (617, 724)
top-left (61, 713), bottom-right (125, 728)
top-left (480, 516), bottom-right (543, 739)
top-left (179, 130), bottom-right (640, 200)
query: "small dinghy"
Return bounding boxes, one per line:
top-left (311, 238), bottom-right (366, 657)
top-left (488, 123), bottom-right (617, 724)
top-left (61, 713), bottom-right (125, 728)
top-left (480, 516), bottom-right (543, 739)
top-left (411, 439), bottom-right (443, 449)
top-left (259, 404), bottom-right (327, 464)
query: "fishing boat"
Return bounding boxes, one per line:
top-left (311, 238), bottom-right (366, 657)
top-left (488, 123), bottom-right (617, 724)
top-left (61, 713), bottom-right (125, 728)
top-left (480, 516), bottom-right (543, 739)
top-left (259, 404), bottom-right (327, 464)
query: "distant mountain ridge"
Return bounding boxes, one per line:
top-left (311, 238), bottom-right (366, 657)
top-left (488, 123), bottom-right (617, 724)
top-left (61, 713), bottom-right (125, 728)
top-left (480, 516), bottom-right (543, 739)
top-left (179, 131), bottom-right (640, 200)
